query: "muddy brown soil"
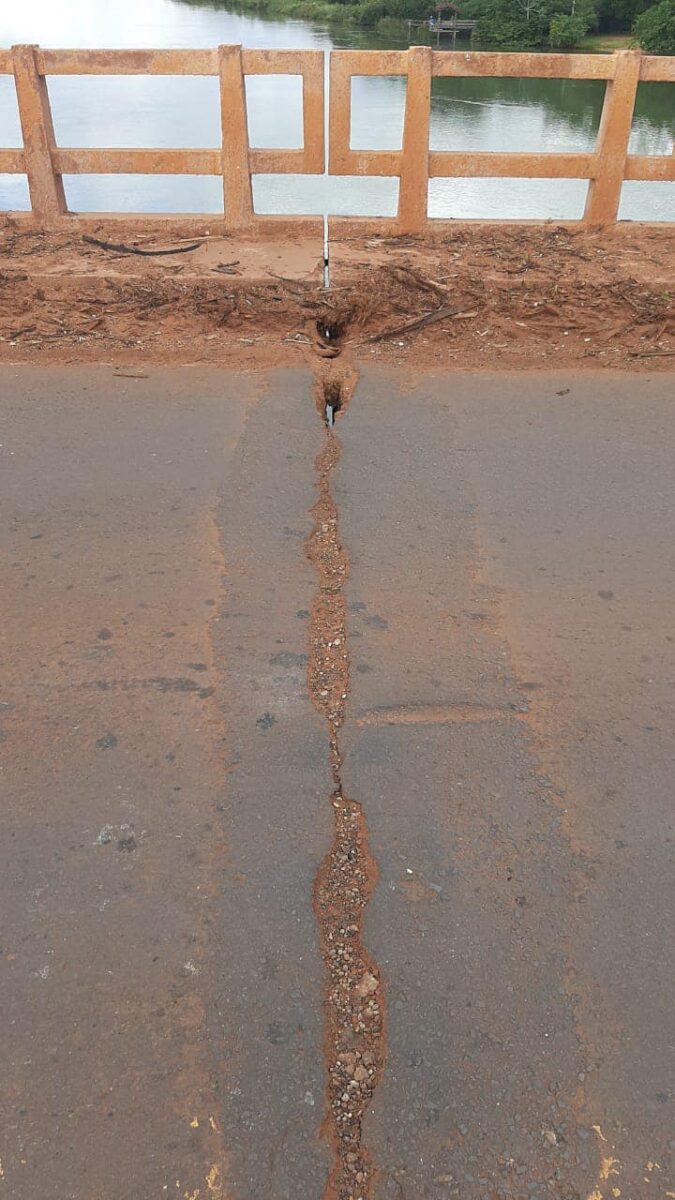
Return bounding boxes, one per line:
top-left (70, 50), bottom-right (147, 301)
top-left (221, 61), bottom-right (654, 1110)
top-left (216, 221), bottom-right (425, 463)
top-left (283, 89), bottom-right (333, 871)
top-left (0, 221), bottom-right (672, 373)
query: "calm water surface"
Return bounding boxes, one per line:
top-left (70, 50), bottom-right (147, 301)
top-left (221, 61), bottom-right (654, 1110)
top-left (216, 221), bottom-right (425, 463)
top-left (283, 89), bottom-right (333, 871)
top-left (0, 0), bottom-right (673, 220)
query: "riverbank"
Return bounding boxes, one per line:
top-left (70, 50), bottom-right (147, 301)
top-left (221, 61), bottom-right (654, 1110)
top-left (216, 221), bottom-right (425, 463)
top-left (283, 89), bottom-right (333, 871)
top-left (579, 31), bottom-right (632, 49)
top-left (212, 0), bottom-right (638, 45)
top-left (0, 221), bottom-right (672, 373)
top-left (223, 0), bottom-right (411, 29)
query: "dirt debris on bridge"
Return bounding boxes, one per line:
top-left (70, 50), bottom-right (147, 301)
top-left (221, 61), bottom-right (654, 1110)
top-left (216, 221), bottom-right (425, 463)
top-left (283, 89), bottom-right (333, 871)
top-left (0, 221), bottom-right (672, 371)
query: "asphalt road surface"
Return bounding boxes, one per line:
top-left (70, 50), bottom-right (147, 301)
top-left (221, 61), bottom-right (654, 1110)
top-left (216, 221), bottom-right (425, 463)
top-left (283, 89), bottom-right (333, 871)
top-left (0, 366), bottom-right (673, 1200)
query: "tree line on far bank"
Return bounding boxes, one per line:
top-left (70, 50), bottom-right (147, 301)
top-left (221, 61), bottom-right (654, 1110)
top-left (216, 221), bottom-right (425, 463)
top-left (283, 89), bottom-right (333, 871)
top-left (185, 0), bottom-right (674, 50)
top-left (468, 0), bottom-right (675, 51)
top-left (368, 0), bottom-right (674, 50)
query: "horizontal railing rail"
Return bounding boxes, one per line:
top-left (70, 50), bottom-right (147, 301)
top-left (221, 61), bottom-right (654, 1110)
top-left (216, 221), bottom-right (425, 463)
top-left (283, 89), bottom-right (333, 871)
top-left (330, 47), bottom-right (674, 232)
top-left (0, 44), bottom-right (325, 234)
top-left (0, 44), bottom-right (672, 234)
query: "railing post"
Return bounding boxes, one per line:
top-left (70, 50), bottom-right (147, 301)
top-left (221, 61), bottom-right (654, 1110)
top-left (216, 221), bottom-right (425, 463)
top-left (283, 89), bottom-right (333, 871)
top-left (218, 44), bottom-right (254, 231)
top-left (302, 51), bottom-right (325, 174)
top-left (12, 43), bottom-right (66, 225)
top-left (398, 46), bottom-right (432, 234)
top-left (328, 52), bottom-right (351, 176)
top-left (584, 50), bottom-right (641, 226)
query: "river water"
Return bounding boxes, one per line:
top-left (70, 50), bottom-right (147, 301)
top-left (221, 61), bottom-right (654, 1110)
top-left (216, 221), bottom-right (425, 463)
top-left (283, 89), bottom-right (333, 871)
top-left (0, 0), bottom-right (673, 220)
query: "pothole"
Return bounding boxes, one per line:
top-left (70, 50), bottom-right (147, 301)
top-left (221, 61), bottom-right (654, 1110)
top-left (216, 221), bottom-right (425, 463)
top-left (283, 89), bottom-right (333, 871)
top-left (315, 311), bottom-right (354, 360)
top-left (323, 380), bottom-right (343, 427)
top-left (316, 317), bottom-right (346, 344)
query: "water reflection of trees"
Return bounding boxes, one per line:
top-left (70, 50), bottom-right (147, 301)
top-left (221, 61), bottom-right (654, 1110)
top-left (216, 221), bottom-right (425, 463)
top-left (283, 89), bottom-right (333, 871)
top-left (633, 82), bottom-right (675, 134)
top-left (431, 76), bottom-right (674, 142)
top-left (172, 0), bottom-right (674, 142)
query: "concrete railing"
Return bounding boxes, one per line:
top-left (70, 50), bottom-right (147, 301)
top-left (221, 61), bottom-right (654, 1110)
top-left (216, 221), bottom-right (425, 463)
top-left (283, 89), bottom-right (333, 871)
top-left (0, 44), bottom-right (673, 235)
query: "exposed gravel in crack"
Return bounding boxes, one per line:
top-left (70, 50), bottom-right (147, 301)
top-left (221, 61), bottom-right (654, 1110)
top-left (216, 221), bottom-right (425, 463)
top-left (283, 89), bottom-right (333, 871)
top-left (306, 368), bottom-right (386, 1200)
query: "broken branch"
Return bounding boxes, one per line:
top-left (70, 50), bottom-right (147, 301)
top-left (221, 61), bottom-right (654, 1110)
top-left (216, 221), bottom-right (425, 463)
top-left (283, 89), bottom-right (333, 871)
top-left (82, 235), bottom-right (202, 257)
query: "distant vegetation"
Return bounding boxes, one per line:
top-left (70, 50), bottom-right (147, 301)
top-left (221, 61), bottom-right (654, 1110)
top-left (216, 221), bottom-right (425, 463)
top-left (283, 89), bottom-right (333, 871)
top-left (448, 0), bottom-right (675, 50)
top-left (633, 0), bottom-right (675, 51)
top-left (181, 0), bottom-right (675, 49)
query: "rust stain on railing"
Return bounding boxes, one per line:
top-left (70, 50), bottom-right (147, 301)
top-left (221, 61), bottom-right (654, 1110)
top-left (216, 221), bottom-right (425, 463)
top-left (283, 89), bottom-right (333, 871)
top-left (0, 44), bottom-right (672, 235)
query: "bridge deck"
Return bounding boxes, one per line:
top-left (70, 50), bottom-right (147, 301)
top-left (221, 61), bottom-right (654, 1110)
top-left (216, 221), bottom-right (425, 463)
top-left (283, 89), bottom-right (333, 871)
top-left (1, 363), bottom-right (674, 1200)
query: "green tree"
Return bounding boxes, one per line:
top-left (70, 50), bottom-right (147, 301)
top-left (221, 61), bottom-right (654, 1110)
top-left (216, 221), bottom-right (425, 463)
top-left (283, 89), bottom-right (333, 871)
top-left (549, 10), bottom-right (589, 39)
top-left (474, 0), bottom-right (552, 45)
top-left (358, 0), bottom-right (428, 20)
top-left (474, 0), bottom-right (595, 44)
top-left (633, 0), bottom-right (675, 48)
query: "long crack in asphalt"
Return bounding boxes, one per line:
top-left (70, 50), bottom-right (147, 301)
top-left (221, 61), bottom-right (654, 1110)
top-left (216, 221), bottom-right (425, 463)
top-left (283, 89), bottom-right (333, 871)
top-left (306, 369), bottom-right (386, 1200)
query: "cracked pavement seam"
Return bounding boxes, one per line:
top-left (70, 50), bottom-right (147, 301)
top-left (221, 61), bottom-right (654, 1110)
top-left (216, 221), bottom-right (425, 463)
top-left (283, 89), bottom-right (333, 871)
top-left (306, 372), bottom-right (387, 1200)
